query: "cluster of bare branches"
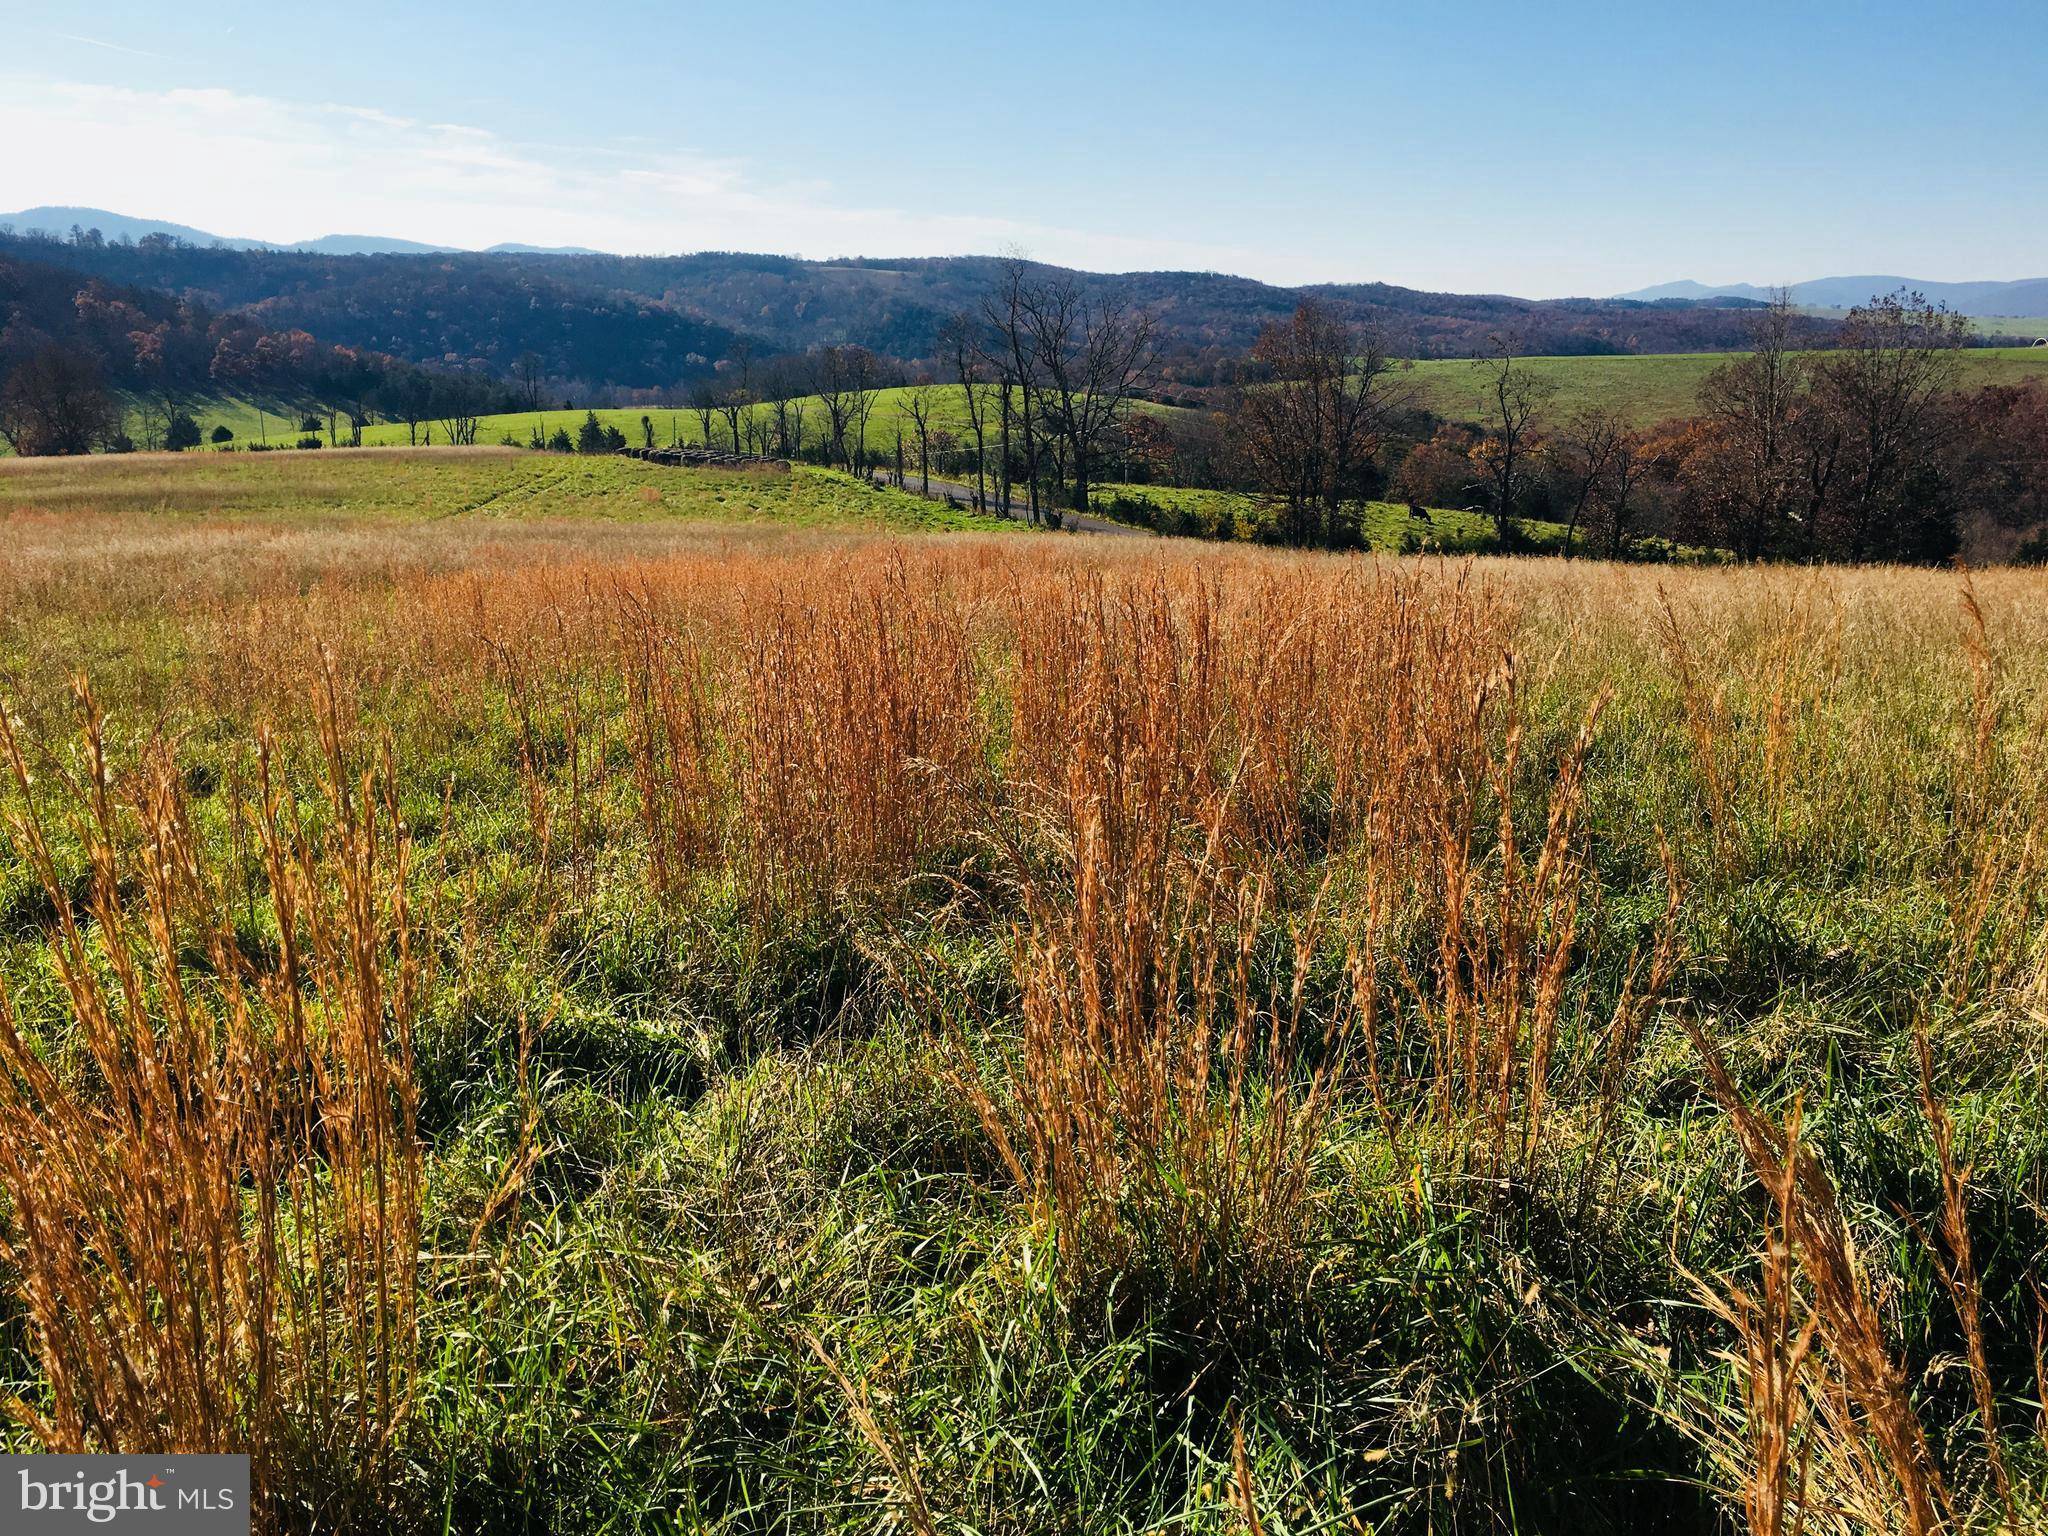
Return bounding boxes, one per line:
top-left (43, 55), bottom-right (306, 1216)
top-left (1228, 298), bottom-right (1410, 546)
top-left (928, 255), bottom-right (1158, 524)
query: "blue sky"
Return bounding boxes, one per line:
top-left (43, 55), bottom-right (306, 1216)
top-left (2, 0), bottom-right (2043, 295)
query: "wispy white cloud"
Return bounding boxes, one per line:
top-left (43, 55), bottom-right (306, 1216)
top-left (0, 76), bottom-right (1284, 276)
top-left (49, 32), bottom-right (173, 61)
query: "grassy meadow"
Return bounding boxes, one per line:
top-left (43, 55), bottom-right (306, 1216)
top-left (1965, 318), bottom-right (2048, 342)
top-left (0, 446), bottom-right (1014, 533)
top-left (3, 448), bottom-right (2048, 1533)
top-left (131, 391), bottom-right (324, 447)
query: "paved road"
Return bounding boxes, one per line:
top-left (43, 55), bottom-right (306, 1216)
top-left (868, 471), bottom-right (1147, 537)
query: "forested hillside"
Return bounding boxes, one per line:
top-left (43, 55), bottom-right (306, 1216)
top-left (0, 228), bottom-right (1828, 395)
top-left (0, 246), bottom-right (409, 411)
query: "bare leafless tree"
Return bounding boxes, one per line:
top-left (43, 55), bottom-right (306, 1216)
top-left (716, 383), bottom-right (750, 454)
top-left (814, 352), bottom-right (852, 467)
top-left (1545, 406), bottom-right (1635, 554)
top-left (689, 380), bottom-right (719, 450)
top-left (983, 256), bottom-right (1047, 523)
top-left (901, 377), bottom-right (938, 494)
top-left (847, 347), bottom-right (882, 475)
top-left (718, 340), bottom-right (757, 453)
top-left (815, 344), bottom-right (880, 472)
top-left (432, 373), bottom-right (492, 447)
top-left (1015, 275), bottom-right (1157, 516)
top-left (1596, 427), bottom-right (1651, 558)
top-left (132, 395), bottom-right (168, 453)
top-left (373, 370), bottom-right (436, 448)
top-left (1474, 340), bottom-right (1551, 544)
top-left (759, 356), bottom-right (809, 458)
top-left (940, 315), bottom-right (991, 511)
top-left (512, 351), bottom-right (546, 412)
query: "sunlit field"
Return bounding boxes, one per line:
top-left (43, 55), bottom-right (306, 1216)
top-left (132, 345), bottom-right (2048, 457)
top-left (0, 445), bottom-right (1009, 532)
top-left (3, 449), bottom-right (2046, 1533)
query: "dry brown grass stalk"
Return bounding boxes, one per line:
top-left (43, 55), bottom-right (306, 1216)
top-left (1700, 1093), bottom-right (1818, 1536)
top-left (726, 557), bottom-right (981, 908)
top-left (1687, 1023), bottom-right (1954, 1536)
top-left (1376, 659), bottom-right (1617, 1177)
top-left (0, 678), bottom-right (423, 1529)
top-left (1911, 1024), bottom-right (2014, 1526)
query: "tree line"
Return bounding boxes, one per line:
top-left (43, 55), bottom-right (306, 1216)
top-left (1122, 288), bottom-right (2046, 564)
top-left (598, 260), bottom-right (1160, 528)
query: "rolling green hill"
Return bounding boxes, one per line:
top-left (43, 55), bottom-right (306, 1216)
top-left (0, 447), bottom-right (1015, 534)
top-left (1396, 346), bottom-right (2048, 428)
top-left (130, 394), bottom-right (325, 447)
top-left (9, 387), bottom-right (1189, 460)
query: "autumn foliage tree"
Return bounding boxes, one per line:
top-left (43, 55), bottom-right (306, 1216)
top-left (1390, 424), bottom-right (1480, 510)
top-left (1669, 288), bottom-right (1969, 563)
top-left (1947, 382), bottom-right (2048, 559)
top-left (1686, 291), bottom-right (1807, 558)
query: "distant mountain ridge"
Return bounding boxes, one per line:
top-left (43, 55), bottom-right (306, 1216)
top-left (0, 205), bottom-right (598, 257)
top-left (1618, 275), bottom-right (2048, 317)
top-left (13, 208), bottom-right (2043, 317)
top-left (1, 205), bottom-right (1846, 392)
